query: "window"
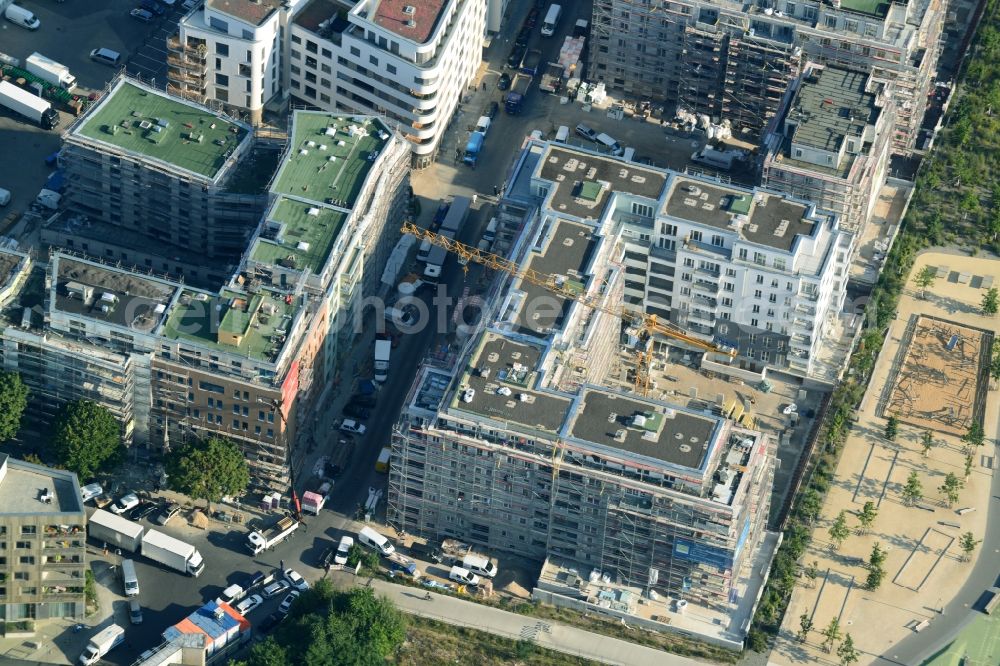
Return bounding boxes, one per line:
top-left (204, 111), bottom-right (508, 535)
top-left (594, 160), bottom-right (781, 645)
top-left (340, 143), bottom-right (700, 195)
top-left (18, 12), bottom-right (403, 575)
top-left (209, 17), bottom-right (228, 32)
top-left (683, 258), bottom-right (695, 268)
top-left (232, 405), bottom-right (240, 414)
top-left (233, 419), bottom-right (240, 428)
top-left (711, 234), bottom-right (723, 246)
top-left (20, 526), bottom-right (36, 535)
top-left (200, 381), bottom-right (224, 394)
top-left (754, 289), bottom-right (762, 299)
top-left (752, 305), bottom-right (760, 314)
top-left (242, 29), bottom-right (253, 40)
top-left (386, 63), bottom-right (397, 75)
top-left (769, 294), bottom-right (777, 303)
top-left (215, 73), bottom-right (229, 86)
top-left (721, 297), bottom-right (733, 307)
top-left (756, 275), bottom-right (764, 284)
top-left (632, 202), bottom-right (653, 217)
top-left (690, 230), bottom-right (703, 242)
top-left (369, 55), bottom-right (378, 66)
top-left (761, 350), bottom-right (770, 362)
top-left (660, 223), bottom-right (677, 236)
top-left (767, 309), bottom-right (775, 318)
top-left (738, 248), bottom-right (748, 260)
top-left (726, 268), bottom-right (736, 277)
top-left (771, 279), bottom-right (779, 288)
top-left (350, 46), bottom-right (360, 57)
top-left (746, 348), bottom-right (755, 359)
top-left (865, 24), bottom-right (877, 37)
top-left (774, 258), bottom-right (787, 271)
top-left (785, 2), bottom-right (795, 14)
top-left (215, 42), bottom-right (229, 57)
top-left (825, 16), bottom-right (837, 28)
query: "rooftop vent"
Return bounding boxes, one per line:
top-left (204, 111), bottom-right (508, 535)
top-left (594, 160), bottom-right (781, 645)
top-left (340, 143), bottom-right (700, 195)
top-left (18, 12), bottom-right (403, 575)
top-left (403, 5), bottom-right (415, 14)
top-left (404, 19), bottom-right (416, 27)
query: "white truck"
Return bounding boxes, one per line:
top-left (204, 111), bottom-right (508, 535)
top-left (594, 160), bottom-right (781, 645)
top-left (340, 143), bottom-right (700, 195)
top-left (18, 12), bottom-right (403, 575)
top-left (79, 624), bottom-right (125, 665)
top-left (88, 509), bottom-right (144, 553)
top-left (691, 147), bottom-right (736, 170)
top-left (246, 515), bottom-right (299, 555)
top-left (142, 529), bottom-right (205, 577)
top-left (26, 52), bottom-right (77, 90)
top-left (0, 80), bottom-right (59, 129)
top-left (374, 339), bottom-right (391, 383)
top-left (475, 115), bottom-right (491, 137)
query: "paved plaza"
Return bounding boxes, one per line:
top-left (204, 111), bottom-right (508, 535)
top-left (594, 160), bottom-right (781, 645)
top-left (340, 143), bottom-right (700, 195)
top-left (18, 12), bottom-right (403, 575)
top-left (769, 251), bottom-right (1000, 666)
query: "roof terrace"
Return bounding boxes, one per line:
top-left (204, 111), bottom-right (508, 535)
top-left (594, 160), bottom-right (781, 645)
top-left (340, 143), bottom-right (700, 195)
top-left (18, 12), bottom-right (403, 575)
top-left (271, 112), bottom-right (389, 210)
top-left (252, 196), bottom-right (348, 274)
top-left (371, 0), bottom-right (447, 44)
top-left (537, 146), bottom-right (667, 221)
top-left (0, 454), bottom-right (83, 516)
top-left (664, 177), bottom-right (814, 252)
top-left (73, 80), bottom-right (250, 180)
top-left (162, 288), bottom-right (300, 363)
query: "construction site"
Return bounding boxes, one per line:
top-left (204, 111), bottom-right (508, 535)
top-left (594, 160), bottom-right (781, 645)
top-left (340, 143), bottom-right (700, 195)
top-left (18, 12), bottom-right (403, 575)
top-left (880, 314), bottom-right (993, 437)
top-left (386, 140), bottom-right (846, 648)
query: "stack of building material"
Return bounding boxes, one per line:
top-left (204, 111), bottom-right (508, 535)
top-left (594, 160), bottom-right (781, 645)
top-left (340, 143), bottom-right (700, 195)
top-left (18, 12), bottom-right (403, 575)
top-left (558, 37), bottom-right (585, 79)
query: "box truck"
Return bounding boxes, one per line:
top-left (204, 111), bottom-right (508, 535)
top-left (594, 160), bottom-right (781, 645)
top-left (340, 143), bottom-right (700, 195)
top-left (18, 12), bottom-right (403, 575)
top-left (79, 624), bottom-right (125, 665)
top-left (142, 529), bottom-right (205, 576)
top-left (88, 509), bottom-right (144, 552)
top-left (541, 4), bottom-right (562, 36)
top-left (25, 52), bottom-right (77, 90)
top-left (374, 339), bottom-right (391, 383)
top-left (0, 81), bottom-right (59, 129)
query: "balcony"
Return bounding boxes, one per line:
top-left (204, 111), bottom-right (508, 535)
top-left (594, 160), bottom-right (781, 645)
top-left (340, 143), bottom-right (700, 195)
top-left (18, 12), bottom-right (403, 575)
top-left (692, 280), bottom-right (718, 294)
top-left (693, 293), bottom-right (717, 308)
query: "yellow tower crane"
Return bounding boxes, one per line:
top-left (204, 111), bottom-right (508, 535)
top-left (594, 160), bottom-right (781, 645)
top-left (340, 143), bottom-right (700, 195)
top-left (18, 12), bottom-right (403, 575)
top-left (401, 221), bottom-right (736, 395)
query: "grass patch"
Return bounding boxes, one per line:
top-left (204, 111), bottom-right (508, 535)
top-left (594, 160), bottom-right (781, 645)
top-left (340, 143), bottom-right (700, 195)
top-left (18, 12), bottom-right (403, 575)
top-left (393, 615), bottom-right (602, 666)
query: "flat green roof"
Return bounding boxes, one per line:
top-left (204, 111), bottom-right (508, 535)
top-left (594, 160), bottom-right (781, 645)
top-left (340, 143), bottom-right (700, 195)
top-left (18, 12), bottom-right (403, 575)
top-left (838, 0), bottom-right (890, 18)
top-left (74, 81), bottom-right (249, 179)
top-left (162, 289), bottom-right (298, 362)
top-left (252, 197), bottom-right (348, 274)
top-left (270, 112), bottom-right (388, 209)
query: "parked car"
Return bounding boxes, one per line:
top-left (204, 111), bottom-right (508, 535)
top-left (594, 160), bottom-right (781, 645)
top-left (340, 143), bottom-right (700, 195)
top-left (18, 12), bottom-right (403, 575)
top-left (486, 101), bottom-right (499, 120)
top-left (130, 8), bottom-right (154, 22)
top-left (575, 124), bottom-right (598, 142)
top-left (278, 590), bottom-right (300, 615)
top-left (139, 0), bottom-right (165, 15)
top-left (516, 26), bottom-right (531, 46)
top-left (339, 419), bottom-right (366, 435)
top-left (129, 598), bottom-right (143, 625)
top-left (507, 43), bottom-right (527, 68)
top-left (497, 73), bottom-right (511, 91)
top-left (284, 569), bottom-right (309, 591)
top-left (128, 501), bottom-right (158, 521)
top-left (258, 611), bottom-right (283, 633)
top-left (80, 483), bottom-right (103, 503)
top-left (235, 594), bottom-right (263, 615)
top-left (342, 403), bottom-right (370, 420)
top-left (525, 7), bottom-right (539, 28)
top-left (319, 546), bottom-right (336, 569)
top-left (335, 535), bottom-right (354, 565)
top-left (154, 502), bottom-right (180, 525)
top-left (262, 580), bottom-right (289, 598)
top-left (111, 493), bottom-right (139, 515)
top-left (181, 0), bottom-right (202, 10)
top-left (240, 571), bottom-right (267, 591)
top-left (349, 394), bottom-right (377, 408)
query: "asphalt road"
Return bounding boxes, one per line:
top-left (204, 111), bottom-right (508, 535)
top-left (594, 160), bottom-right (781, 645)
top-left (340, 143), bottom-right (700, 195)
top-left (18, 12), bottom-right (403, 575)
top-left (877, 462), bottom-right (1000, 665)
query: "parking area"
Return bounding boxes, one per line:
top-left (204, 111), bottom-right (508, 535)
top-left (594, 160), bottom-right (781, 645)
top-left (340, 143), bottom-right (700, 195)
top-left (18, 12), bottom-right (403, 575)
top-left (0, 0), bottom-right (182, 219)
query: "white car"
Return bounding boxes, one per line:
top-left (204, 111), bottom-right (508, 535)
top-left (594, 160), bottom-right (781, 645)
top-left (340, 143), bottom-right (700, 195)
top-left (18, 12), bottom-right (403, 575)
top-left (462, 388), bottom-right (476, 403)
top-left (339, 419), bottom-right (366, 435)
top-left (111, 493), bottom-right (139, 514)
top-left (278, 590), bottom-right (300, 615)
top-left (235, 594), bottom-right (263, 615)
top-left (262, 580), bottom-right (289, 598)
top-left (335, 535), bottom-right (354, 565)
top-left (80, 483), bottom-right (103, 503)
top-left (284, 568), bottom-right (309, 591)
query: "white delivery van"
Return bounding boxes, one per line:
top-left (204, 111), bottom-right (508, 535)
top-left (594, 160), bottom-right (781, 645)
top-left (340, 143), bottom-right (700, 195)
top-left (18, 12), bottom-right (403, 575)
top-left (448, 565), bottom-right (481, 586)
top-left (416, 239), bottom-right (432, 262)
top-left (555, 125), bottom-right (569, 143)
top-left (5, 5), bottom-right (41, 30)
top-left (358, 526), bottom-right (395, 556)
top-left (121, 559), bottom-right (139, 597)
top-left (596, 132), bottom-right (624, 156)
top-left (461, 553), bottom-right (497, 578)
top-left (0, 188), bottom-right (11, 206)
top-left (622, 147), bottom-right (636, 162)
top-left (79, 624), bottom-right (125, 665)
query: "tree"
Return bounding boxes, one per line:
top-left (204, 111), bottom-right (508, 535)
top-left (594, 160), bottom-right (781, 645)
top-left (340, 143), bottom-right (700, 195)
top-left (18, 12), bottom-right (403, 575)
top-left (235, 638), bottom-right (289, 666)
top-left (797, 613), bottom-right (814, 642)
top-left (51, 400), bottom-right (122, 480)
top-left (821, 616), bottom-right (842, 653)
top-left (856, 501), bottom-right (878, 535)
top-left (965, 452), bottom-right (975, 478)
top-left (982, 286), bottom-right (999, 316)
top-left (166, 437), bottom-right (250, 511)
top-left (804, 560), bottom-right (820, 588)
top-left (920, 430), bottom-right (936, 457)
top-left (901, 470), bottom-right (923, 507)
top-left (961, 422), bottom-right (985, 453)
top-left (884, 416), bottom-right (899, 442)
top-left (959, 532), bottom-right (981, 562)
top-left (0, 371), bottom-right (29, 443)
top-left (828, 510), bottom-right (851, 550)
top-left (913, 265), bottom-right (937, 298)
top-left (796, 488), bottom-right (823, 524)
top-left (938, 472), bottom-right (964, 508)
top-left (866, 543), bottom-right (887, 590)
top-left (346, 543), bottom-right (380, 572)
top-left (837, 633), bottom-right (860, 666)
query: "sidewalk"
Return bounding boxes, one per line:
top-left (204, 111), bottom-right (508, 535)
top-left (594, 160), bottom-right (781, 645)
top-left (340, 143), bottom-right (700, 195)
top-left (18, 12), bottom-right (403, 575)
top-left (332, 572), bottom-right (711, 666)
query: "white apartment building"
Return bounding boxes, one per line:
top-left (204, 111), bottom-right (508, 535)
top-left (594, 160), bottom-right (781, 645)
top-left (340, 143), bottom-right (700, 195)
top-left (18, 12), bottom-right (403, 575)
top-left (169, 0), bottom-right (306, 123)
top-left (500, 142), bottom-right (854, 382)
top-left (288, 0), bottom-right (485, 167)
